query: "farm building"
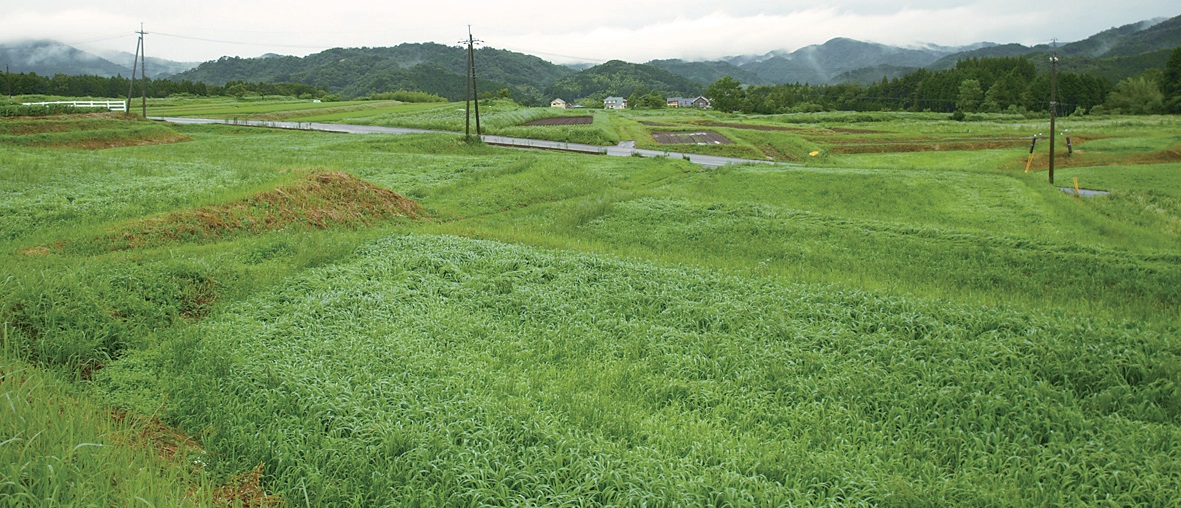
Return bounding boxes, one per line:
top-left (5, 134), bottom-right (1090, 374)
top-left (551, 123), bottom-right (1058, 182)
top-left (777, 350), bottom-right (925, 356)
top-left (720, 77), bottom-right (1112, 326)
top-left (666, 96), bottom-right (712, 109)
top-left (603, 96), bottom-right (627, 110)
top-left (550, 98), bottom-right (568, 108)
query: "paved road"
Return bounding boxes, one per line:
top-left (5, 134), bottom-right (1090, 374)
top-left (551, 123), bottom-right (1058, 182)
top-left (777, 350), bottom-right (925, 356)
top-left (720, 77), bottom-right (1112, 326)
top-left (153, 117), bottom-right (786, 169)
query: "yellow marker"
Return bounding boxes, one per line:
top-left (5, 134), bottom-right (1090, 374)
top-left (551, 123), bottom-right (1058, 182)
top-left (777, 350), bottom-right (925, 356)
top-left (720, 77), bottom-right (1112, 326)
top-left (1024, 154), bottom-right (1035, 173)
top-left (1074, 177), bottom-right (1081, 196)
top-left (809, 151), bottom-right (820, 157)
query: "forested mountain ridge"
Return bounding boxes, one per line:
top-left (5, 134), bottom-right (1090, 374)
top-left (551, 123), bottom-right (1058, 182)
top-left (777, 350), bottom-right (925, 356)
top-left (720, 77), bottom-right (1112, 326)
top-left (645, 59), bottom-right (768, 86)
top-left (1, 40), bottom-right (129, 78)
top-left (736, 38), bottom-right (960, 85)
top-left (3, 13), bottom-right (1178, 105)
top-left (0, 39), bottom-right (194, 78)
top-left (546, 60), bottom-right (705, 102)
top-left (170, 43), bottom-right (574, 103)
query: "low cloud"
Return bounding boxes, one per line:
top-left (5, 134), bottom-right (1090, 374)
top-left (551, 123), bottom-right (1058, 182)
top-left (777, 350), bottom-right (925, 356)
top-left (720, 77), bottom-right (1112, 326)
top-left (1, 2), bottom-right (1174, 63)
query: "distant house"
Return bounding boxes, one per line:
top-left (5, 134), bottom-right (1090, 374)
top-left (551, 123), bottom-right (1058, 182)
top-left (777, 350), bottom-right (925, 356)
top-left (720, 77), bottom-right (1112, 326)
top-left (667, 96), bottom-right (711, 109)
top-left (603, 96), bottom-right (627, 110)
top-left (550, 98), bottom-right (568, 108)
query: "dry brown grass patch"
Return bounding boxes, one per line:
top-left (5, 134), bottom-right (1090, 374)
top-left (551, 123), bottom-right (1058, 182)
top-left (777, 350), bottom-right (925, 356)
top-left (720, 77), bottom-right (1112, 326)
top-left (213, 463), bottom-right (283, 507)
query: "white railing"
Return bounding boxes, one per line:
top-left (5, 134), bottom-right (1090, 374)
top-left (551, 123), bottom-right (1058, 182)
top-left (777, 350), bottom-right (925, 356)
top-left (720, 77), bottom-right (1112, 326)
top-left (21, 100), bottom-right (128, 112)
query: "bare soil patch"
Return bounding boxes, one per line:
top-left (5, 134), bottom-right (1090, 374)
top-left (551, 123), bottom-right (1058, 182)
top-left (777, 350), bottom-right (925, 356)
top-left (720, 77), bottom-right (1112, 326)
top-left (830, 127), bottom-right (883, 134)
top-left (823, 136), bottom-right (1029, 154)
top-left (652, 130), bottom-right (732, 145)
top-left (697, 121), bottom-right (802, 132)
top-left (523, 116), bottom-right (593, 126)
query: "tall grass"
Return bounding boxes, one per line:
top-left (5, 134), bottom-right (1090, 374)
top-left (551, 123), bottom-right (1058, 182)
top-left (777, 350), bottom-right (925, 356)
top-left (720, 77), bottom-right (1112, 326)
top-left (160, 234), bottom-right (1181, 506)
top-left (0, 351), bottom-right (216, 506)
top-left (1, 108), bottom-right (1179, 505)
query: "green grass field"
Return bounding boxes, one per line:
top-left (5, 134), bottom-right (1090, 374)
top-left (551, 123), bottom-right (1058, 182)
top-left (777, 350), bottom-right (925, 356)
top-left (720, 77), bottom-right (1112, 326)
top-left (2, 105), bottom-right (1179, 506)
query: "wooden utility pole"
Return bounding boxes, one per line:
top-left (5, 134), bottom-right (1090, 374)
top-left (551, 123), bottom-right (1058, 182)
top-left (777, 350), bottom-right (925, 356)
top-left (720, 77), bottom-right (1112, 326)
top-left (126, 29), bottom-right (140, 116)
top-left (139, 23), bottom-right (147, 118)
top-left (126, 24), bottom-right (147, 117)
top-left (1049, 43), bottom-right (1059, 185)
top-left (461, 26), bottom-right (483, 140)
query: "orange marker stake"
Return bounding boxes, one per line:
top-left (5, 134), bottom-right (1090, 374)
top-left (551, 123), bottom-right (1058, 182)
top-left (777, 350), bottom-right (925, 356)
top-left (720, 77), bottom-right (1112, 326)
top-left (1025, 154), bottom-right (1035, 173)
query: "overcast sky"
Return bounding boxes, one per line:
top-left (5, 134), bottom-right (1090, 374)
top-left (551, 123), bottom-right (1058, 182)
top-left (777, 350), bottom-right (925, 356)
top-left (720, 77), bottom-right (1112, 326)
top-left (3, 1), bottom-right (1177, 64)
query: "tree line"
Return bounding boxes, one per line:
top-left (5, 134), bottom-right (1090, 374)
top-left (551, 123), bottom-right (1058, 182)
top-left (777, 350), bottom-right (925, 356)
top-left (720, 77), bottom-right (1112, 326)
top-left (706, 49), bottom-right (1181, 116)
top-left (1, 71), bottom-right (330, 100)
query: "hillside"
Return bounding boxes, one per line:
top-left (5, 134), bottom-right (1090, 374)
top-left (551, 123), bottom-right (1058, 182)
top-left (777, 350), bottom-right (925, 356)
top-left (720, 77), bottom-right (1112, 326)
top-left (4, 13), bottom-right (1178, 101)
top-left (94, 49), bottom-right (198, 78)
top-left (737, 38), bottom-right (959, 85)
top-left (171, 43), bottom-right (574, 103)
top-left (0, 40), bottom-right (128, 77)
top-left (0, 39), bottom-right (194, 79)
top-left (927, 14), bottom-right (1181, 80)
top-left (646, 59), bottom-right (768, 85)
top-left (546, 60), bottom-right (704, 101)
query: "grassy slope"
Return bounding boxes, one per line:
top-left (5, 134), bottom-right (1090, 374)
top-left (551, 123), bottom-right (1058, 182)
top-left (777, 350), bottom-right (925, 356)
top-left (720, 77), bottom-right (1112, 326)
top-left (1, 111), bottom-right (1178, 505)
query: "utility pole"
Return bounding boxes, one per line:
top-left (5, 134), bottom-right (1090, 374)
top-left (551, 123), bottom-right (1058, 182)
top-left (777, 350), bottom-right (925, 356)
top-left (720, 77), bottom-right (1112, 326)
top-left (460, 26), bottom-right (483, 140)
top-left (126, 24), bottom-right (147, 117)
top-left (1049, 42), bottom-right (1059, 185)
top-left (139, 23), bottom-right (148, 118)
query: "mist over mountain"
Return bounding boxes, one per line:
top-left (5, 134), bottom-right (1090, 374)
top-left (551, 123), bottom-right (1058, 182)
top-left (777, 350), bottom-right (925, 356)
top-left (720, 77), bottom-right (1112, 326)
top-left (91, 49), bottom-right (199, 78)
top-left (2, 13), bottom-right (1178, 102)
top-left (1, 39), bottom-right (198, 78)
top-left (0, 40), bottom-right (129, 77)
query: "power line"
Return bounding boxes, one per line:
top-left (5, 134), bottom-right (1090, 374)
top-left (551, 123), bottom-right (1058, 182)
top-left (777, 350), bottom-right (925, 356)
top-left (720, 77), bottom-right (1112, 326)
top-left (494, 45), bottom-right (604, 64)
top-left (66, 33), bottom-right (135, 46)
top-left (152, 31), bottom-right (327, 50)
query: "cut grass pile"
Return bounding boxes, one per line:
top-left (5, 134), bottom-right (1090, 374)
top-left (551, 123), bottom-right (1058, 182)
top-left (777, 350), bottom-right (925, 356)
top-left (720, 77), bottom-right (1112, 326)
top-left (90, 170), bottom-right (423, 251)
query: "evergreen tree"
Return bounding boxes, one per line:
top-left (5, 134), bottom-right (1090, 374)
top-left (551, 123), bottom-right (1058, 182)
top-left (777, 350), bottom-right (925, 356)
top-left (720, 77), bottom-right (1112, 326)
top-left (956, 79), bottom-right (984, 113)
top-left (1163, 46), bottom-right (1181, 114)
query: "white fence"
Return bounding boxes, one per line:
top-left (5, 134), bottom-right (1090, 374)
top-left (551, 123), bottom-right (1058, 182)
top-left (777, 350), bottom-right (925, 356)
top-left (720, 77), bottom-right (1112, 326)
top-left (21, 100), bottom-right (128, 112)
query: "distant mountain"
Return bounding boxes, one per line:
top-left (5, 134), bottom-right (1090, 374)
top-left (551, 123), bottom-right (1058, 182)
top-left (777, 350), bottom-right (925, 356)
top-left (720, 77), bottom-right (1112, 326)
top-left (926, 43), bottom-right (1037, 71)
top-left (832, 65), bottom-right (919, 85)
top-left (1067, 15), bottom-right (1181, 57)
top-left (171, 43), bottom-right (575, 102)
top-left (735, 38), bottom-right (964, 85)
top-left (546, 60), bottom-right (703, 101)
top-left (923, 13), bottom-right (1181, 82)
top-left (5, 13), bottom-right (1179, 101)
top-left (0, 39), bottom-right (128, 77)
top-left (93, 49), bottom-right (199, 78)
top-left (645, 59), bottom-right (768, 85)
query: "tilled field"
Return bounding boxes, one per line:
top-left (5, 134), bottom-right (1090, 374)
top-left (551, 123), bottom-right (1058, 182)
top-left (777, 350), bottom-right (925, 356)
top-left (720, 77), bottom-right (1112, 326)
top-left (651, 130), bottom-right (732, 145)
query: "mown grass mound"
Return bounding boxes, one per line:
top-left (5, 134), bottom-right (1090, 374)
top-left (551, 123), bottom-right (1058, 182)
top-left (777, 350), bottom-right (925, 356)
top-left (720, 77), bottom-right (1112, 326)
top-left (0, 114), bottom-right (191, 149)
top-left (95, 171), bottom-right (422, 251)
